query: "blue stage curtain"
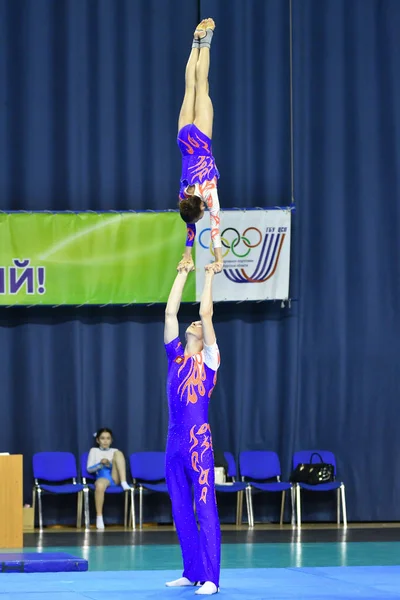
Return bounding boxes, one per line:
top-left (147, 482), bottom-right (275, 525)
top-left (0, 0), bottom-right (399, 522)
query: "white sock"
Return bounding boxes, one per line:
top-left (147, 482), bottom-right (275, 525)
top-left (165, 577), bottom-right (197, 587)
top-left (96, 516), bottom-right (105, 530)
top-left (121, 481), bottom-right (130, 491)
top-left (199, 28), bottom-right (214, 48)
top-left (195, 581), bottom-right (218, 595)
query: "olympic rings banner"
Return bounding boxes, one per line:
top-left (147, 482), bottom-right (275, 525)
top-left (195, 209), bottom-right (291, 302)
top-left (0, 210), bottom-right (290, 305)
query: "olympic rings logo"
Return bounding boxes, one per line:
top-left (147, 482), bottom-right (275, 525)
top-left (199, 227), bottom-right (263, 258)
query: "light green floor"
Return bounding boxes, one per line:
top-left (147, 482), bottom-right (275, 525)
top-left (18, 542), bottom-right (400, 571)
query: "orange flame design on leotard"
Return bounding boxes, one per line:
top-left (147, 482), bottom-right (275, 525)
top-left (201, 436), bottom-right (212, 461)
top-left (196, 423), bottom-right (210, 435)
top-left (194, 133), bottom-right (210, 152)
top-left (200, 178), bottom-right (220, 242)
top-left (178, 353), bottom-right (206, 405)
top-left (188, 422), bottom-right (214, 505)
top-left (178, 137), bottom-right (194, 154)
top-left (178, 133), bottom-right (202, 155)
top-left (199, 466), bottom-right (210, 486)
top-left (191, 451), bottom-right (199, 472)
top-left (189, 425), bottom-right (199, 451)
top-left (200, 486), bottom-right (208, 503)
top-left (188, 134), bottom-right (200, 148)
top-left (210, 213), bottom-right (220, 226)
top-left (199, 177), bottom-right (217, 197)
top-left (188, 156), bottom-right (214, 182)
top-left (208, 370), bottom-right (218, 399)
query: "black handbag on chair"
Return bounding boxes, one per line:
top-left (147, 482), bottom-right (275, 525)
top-left (290, 452), bottom-right (334, 485)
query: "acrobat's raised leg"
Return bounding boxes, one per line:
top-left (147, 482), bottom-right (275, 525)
top-left (178, 20), bottom-right (208, 132)
top-left (194, 18), bottom-right (215, 139)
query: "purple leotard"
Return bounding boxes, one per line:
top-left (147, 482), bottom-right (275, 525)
top-left (177, 124), bottom-right (220, 199)
top-left (165, 337), bottom-right (221, 587)
top-left (177, 124), bottom-right (221, 249)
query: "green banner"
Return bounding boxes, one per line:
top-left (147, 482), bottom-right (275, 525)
top-left (0, 213), bottom-right (196, 305)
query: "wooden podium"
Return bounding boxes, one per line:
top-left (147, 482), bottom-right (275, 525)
top-left (0, 455), bottom-right (23, 548)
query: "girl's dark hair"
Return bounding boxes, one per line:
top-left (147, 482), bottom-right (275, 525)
top-left (179, 195), bottom-right (203, 223)
top-left (94, 428), bottom-right (113, 444)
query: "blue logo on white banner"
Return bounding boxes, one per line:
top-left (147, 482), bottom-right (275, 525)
top-left (195, 210), bottom-right (291, 302)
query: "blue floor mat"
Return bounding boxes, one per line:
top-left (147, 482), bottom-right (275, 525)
top-left (1, 566), bottom-right (400, 600)
top-left (0, 552), bottom-right (87, 573)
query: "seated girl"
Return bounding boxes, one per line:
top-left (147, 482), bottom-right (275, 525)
top-left (87, 427), bottom-right (130, 530)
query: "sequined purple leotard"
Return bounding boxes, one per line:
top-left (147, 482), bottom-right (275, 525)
top-left (177, 124), bottom-right (222, 251)
top-left (165, 336), bottom-right (221, 587)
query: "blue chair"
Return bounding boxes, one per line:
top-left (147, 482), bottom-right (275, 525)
top-left (292, 450), bottom-right (347, 527)
top-left (80, 452), bottom-right (135, 530)
top-left (215, 452), bottom-right (248, 526)
top-left (32, 452), bottom-right (88, 530)
top-left (129, 452), bottom-right (169, 528)
top-left (239, 451), bottom-right (293, 527)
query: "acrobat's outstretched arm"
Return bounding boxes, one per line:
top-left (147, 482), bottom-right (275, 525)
top-left (199, 264), bottom-right (217, 346)
top-left (164, 264), bottom-right (193, 345)
top-left (180, 193), bottom-right (196, 266)
top-left (200, 180), bottom-right (223, 272)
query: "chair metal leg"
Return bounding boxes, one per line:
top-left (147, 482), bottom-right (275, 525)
top-left (280, 491), bottom-right (286, 526)
top-left (37, 488), bottom-right (43, 531)
top-left (236, 491), bottom-right (243, 526)
top-left (32, 487), bottom-right (36, 529)
top-left (249, 487), bottom-right (254, 528)
top-left (290, 486), bottom-right (295, 526)
top-left (245, 486), bottom-right (254, 528)
top-left (83, 488), bottom-right (90, 530)
top-left (139, 486), bottom-right (143, 529)
top-left (337, 488), bottom-right (340, 524)
top-left (124, 491), bottom-right (128, 528)
top-left (296, 485), bottom-right (301, 528)
top-left (340, 484), bottom-right (347, 527)
top-left (130, 488), bottom-right (136, 530)
top-left (76, 492), bottom-right (83, 528)
top-left (244, 487), bottom-right (250, 527)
